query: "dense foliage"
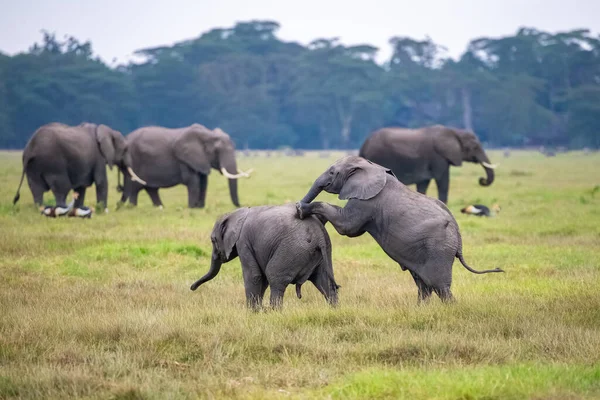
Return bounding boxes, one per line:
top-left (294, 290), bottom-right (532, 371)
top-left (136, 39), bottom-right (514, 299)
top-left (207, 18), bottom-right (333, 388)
top-left (1, 22), bottom-right (599, 149)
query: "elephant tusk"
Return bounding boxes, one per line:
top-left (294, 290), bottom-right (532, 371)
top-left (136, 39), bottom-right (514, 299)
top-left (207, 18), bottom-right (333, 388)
top-left (127, 167), bottom-right (147, 185)
top-left (481, 162), bottom-right (499, 169)
top-left (237, 168), bottom-right (254, 178)
top-left (220, 167), bottom-right (248, 179)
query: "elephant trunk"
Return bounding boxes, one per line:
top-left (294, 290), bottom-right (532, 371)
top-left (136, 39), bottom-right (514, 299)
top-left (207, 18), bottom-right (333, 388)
top-left (228, 179), bottom-right (240, 208)
top-left (190, 249), bottom-right (223, 291)
top-left (301, 176), bottom-right (326, 203)
top-left (477, 152), bottom-right (495, 187)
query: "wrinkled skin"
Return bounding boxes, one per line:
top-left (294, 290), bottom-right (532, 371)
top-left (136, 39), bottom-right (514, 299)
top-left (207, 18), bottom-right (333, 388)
top-left (190, 204), bottom-right (339, 311)
top-left (296, 156), bottom-right (503, 303)
top-left (13, 122), bottom-right (137, 210)
top-left (359, 125), bottom-right (497, 204)
top-left (119, 124), bottom-right (251, 209)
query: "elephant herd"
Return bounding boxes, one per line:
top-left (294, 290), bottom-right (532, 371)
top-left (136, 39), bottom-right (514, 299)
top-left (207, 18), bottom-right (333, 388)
top-left (12, 121), bottom-right (503, 309)
top-left (13, 122), bottom-right (252, 213)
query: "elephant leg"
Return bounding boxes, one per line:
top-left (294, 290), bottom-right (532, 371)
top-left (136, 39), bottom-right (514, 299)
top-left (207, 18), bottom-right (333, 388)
top-left (418, 250), bottom-right (454, 303)
top-left (434, 168), bottom-right (450, 204)
top-left (416, 180), bottom-right (431, 195)
top-left (47, 175), bottom-right (70, 207)
top-left (27, 174), bottom-right (47, 206)
top-left (264, 251), bottom-right (297, 310)
top-left (243, 273), bottom-right (268, 312)
top-left (187, 176), bottom-right (201, 208)
top-left (309, 262), bottom-right (338, 306)
top-left (128, 184), bottom-right (143, 206)
top-left (119, 174), bottom-right (131, 203)
top-left (410, 270), bottom-right (433, 304)
top-left (269, 285), bottom-right (288, 311)
top-left (198, 174), bottom-right (208, 208)
top-left (433, 287), bottom-right (455, 303)
top-left (74, 187), bottom-right (86, 208)
top-left (240, 252), bottom-right (267, 311)
top-left (95, 179), bottom-right (108, 211)
top-left (145, 187), bottom-right (163, 207)
top-left (297, 201), bottom-right (368, 237)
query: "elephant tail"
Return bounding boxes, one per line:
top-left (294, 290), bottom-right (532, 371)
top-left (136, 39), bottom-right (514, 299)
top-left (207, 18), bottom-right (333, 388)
top-left (456, 251), bottom-right (504, 274)
top-left (13, 162), bottom-right (28, 205)
top-left (296, 284), bottom-right (302, 299)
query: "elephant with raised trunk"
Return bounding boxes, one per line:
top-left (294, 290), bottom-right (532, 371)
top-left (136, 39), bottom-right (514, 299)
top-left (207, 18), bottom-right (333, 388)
top-left (119, 124), bottom-right (252, 209)
top-left (190, 204), bottom-right (339, 311)
top-left (296, 156), bottom-right (503, 303)
top-left (359, 125), bottom-right (498, 204)
top-left (13, 122), bottom-right (145, 212)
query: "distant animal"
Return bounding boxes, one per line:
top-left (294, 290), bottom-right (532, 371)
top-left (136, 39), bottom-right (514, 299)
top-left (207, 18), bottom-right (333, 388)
top-left (13, 122), bottom-right (145, 212)
top-left (296, 156), bottom-right (504, 304)
top-left (359, 125), bottom-right (498, 204)
top-left (41, 192), bottom-right (93, 218)
top-left (460, 204), bottom-right (501, 217)
top-left (190, 203), bottom-right (339, 311)
top-left (119, 124), bottom-right (253, 209)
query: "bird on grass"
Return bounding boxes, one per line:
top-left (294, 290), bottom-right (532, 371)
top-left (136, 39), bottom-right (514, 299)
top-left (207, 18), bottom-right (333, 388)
top-left (460, 204), bottom-right (501, 217)
top-left (40, 192), bottom-right (93, 218)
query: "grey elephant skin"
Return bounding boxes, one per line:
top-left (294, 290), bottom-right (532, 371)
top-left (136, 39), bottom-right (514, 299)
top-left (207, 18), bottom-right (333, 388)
top-left (13, 122), bottom-right (142, 210)
top-left (119, 124), bottom-right (252, 209)
top-left (296, 156), bottom-right (503, 303)
top-left (190, 204), bottom-right (339, 311)
top-left (359, 125), bottom-right (497, 204)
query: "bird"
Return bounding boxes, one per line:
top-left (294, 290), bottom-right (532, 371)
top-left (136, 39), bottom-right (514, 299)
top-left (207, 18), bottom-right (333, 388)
top-left (460, 204), bottom-right (501, 217)
top-left (40, 192), bottom-right (93, 218)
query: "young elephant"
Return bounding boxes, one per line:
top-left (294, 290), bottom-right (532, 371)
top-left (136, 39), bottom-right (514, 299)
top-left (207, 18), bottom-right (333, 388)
top-left (190, 204), bottom-right (339, 310)
top-left (296, 156), bottom-right (504, 303)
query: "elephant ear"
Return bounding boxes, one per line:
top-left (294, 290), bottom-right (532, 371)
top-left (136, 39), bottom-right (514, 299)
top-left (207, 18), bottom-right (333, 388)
top-left (215, 208), bottom-right (250, 259)
top-left (173, 126), bottom-right (213, 175)
top-left (433, 127), bottom-right (463, 166)
top-left (339, 159), bottom-right (389, 200)
top-left (96, 124), bottom-right (116, 169)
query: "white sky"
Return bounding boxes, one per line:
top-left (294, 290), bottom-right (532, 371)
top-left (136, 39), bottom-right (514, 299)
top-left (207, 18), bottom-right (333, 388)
top-left (1, 0), bottom-right (599, 65)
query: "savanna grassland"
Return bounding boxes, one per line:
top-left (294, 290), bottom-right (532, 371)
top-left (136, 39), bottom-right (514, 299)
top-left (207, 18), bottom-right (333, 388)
top-left (0, 150), bottom-right (599, 399)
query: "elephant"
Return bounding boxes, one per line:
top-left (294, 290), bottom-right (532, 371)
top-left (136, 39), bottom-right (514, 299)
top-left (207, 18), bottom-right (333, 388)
top-left (359, 125), bottom-right (498, 204)
top-left (118, 124), bottom-right (253, 209)
top-left (296, 156), bottom-right (503, 303)
top-left (13, 122), bottom-right (145, 211)
top-left (190, 203), bottom-right (339, 311)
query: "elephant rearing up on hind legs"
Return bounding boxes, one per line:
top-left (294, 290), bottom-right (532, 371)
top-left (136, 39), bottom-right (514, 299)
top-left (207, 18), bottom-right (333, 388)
top-left (119, 124), bottom-right (253, 209)
top-left (296, 156), bottom-right (504, 303)
top-left (359, 125), bottom-right (498, 204)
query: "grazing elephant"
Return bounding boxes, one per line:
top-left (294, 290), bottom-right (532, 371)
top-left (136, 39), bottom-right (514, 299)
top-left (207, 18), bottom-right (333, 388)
top-left (190, 204), bottom-right (339, 310)
top-left (13, 122), bottom-right (145, 211)
top-left (119, 124), bottom-right (253, 209)
top-left (359, 125), bottom-right (498, 204)
top-left (296, 156), bottom-right (503, 303)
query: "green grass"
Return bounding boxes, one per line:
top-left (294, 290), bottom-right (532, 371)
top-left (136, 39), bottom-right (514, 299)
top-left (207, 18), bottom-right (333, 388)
top-left (0, 149), bottom-right (599, 399)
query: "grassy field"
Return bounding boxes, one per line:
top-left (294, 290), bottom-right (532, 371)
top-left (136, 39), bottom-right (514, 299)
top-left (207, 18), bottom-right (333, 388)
top-left (0, 149), bottom-right (599, 399)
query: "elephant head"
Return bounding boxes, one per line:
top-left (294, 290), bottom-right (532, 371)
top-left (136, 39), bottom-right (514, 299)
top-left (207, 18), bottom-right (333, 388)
top-left (430, 126), bottom-right (497, 187)
top-left (173, 124), bottom-right (252, 207)
top-left (90, 123), bottom-right (146, 185)
top-left (301, 156), bottom-right (393, 203)
top-left (190, 208), bottom-right (249, 290)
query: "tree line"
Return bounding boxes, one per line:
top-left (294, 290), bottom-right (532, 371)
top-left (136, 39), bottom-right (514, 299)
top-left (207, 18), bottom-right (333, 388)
top-left (1, 21), bottom-right (599, 149)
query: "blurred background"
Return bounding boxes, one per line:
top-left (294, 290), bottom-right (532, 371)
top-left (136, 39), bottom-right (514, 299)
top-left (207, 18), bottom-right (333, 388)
top-left (0, 0), bottom-right (599, 150)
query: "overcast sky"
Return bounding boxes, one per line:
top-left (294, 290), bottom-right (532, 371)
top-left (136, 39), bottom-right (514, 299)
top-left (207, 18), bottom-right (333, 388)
top-left (1, 0), bottom-right (599, 65)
